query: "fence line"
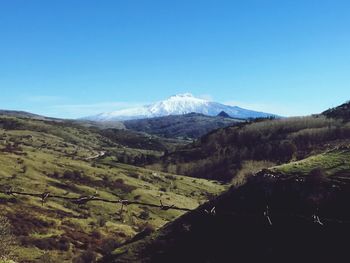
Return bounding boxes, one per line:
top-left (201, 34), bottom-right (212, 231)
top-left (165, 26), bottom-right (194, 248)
top-left (2, 188), bottom-right (350, 225)
top-left (1, 188), bottom-right (193, 212)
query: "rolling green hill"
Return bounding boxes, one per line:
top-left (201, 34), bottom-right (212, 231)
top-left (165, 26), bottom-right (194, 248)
top-left (0, 114), bottom-right (226, 262)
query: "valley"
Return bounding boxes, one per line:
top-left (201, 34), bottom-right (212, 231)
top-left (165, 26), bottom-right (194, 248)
top-left (1, 101), bottom-right (350, 262)
top-left (2, 2), bottom-right (349, 262)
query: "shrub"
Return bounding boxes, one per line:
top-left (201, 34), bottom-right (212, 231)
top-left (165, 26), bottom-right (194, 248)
top-left (97, 217), bottom-right (107, 227)
top-left (133, 195), bottom-right (141, 200)
top-left (37, 252), bottom-right (57, 263)
top-left (165, 174), bottom-right (176, 180)
top-left (63, 170), bottom-right (83, 181)
top-left (128, 172), bottom-right (140, 179)
top-left (91, 230), bottom-right (102, 239)
top-left (232, 160), bottom-right (276, 186)
top-left (31, 236), bottom-right (70, 251)
top-left (0, 215), bottom-right (17, 261)
top-left (100, 238), bottom-right (120, 255)
top-left (159, 187), bottom-right (167, 192)
top-left (139, 210), bottom-right (150, 220)
top-left (137, 222), bottom-right (156, 234)
top-left (73, 251), bottom-right (97, 263)
top-left (111, 179), bottom-right (136, 194)
top-left (115, 178), bottom-right (124, 184)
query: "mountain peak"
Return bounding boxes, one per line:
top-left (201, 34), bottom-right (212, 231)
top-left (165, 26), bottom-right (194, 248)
top-left (217, 111), bottom-right (231, 118)
top-left (167, 93), bottom-right (205, 102)
top-left (83, 93), bottom-right (277, 121)
top-left (169, 93), bottom-right (195, 99)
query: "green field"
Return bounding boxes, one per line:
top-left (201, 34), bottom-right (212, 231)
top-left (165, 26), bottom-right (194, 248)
top-left (272, 147), bottom-right (350, 179)
top-left (0, 116), bottom-right (226, 262)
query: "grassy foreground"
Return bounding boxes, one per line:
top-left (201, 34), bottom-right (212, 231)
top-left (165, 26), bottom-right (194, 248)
top-left (0, 116), bottom-right (225, 262)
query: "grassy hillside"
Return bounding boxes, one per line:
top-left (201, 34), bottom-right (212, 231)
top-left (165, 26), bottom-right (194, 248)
top-left (0, 115), bottom-right (225, 262)
top-left (97, 128), bottom-right (189, 152)
top-left (123, 113), bottom-right (243, 139)
top-left (272, 146), bottom-right (350, 177)
top-left (107, 147), bottom-right (350, 263)
top-left (77, 120), bottom-right (191, 166)
top-left (148, 116), bottom-right (350, 181)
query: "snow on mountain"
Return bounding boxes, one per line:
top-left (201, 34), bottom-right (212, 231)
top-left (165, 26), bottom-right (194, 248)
top-left (82, 93), bottom-right (276, 121)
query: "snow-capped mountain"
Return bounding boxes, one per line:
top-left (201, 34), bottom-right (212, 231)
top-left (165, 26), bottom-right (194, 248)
top-left (83, 93), bottom-right (276, 121)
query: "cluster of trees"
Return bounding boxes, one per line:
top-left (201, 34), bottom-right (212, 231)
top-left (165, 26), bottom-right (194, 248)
top-left (153, 116), bottom-right (350, 181)
top-left (99, 128), bottom-right (168, 151)
top-left (323, 101), bottom-right (350, 120)
top-left (119, 153), bottom-right (158, 166)
top-left (0, 118), bottom-right (23, 130)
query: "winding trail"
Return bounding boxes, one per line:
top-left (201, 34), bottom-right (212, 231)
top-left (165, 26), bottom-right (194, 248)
top-left (85, 151), bottom-right (106, 160)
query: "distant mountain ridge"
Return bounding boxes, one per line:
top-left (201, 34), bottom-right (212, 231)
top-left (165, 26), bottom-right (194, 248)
top-left (0, 109), bottom-right (45, 119)
top-left (0, 109), bottom-right (66, 122)
top-left (83, 93), bottom-right (277, 121)
top-left (123, 112), bottom-right (243, 139)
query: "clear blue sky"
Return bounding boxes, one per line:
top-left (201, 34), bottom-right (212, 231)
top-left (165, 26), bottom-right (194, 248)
top-left (1, 0), bottom-right (350, 118)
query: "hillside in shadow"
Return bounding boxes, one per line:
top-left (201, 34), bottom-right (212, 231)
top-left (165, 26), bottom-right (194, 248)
top-left (106, 148), bottom-right (350, 262)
